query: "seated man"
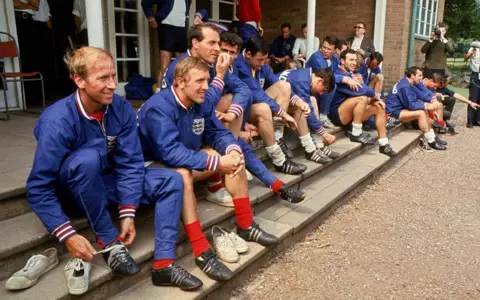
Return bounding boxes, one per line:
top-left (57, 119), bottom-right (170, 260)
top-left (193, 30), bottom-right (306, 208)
top-left (385, 66), bottom-right (447, 152)
top-left (329, 49), bottom-right (397, 157)
top-left (26, 47), bottom-right (187, 290)
top-left (335, 39), bottom-right (349, 58)
top-left (356, 52), bottom-right (384, 95)
top-left (163, 24), bottom-right (252, 206)
top-left (269, 23), bottom-right (296, 73)
top-left (292, 23), bottom-right (320, 62)
top-left (306, 36), bottom-right (361, 129)
top-left (138, 56), bottom-right (279, 284)
top-left (278, 67), bottom-right (340, 162)
top-left (234, 35), bottom-right (309, 173)
top-left (412, 73), bottom-right (447, 133)
top-left (217, 31), bottom-right (307, 203)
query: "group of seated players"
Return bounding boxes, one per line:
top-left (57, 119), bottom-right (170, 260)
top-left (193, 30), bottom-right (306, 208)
top-left (25, 23), bottom-right (473, 294)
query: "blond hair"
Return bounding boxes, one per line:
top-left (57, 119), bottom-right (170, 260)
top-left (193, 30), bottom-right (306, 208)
top-left (65, 46), bottom-right (113, 79)
top-left (173, 56), bottom-right (210, 84)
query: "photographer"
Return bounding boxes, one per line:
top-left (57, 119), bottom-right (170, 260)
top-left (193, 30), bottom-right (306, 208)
top-left (465, 41), bottom-right (480, 127)
top-left (421, 22), bottom-right (454, 78)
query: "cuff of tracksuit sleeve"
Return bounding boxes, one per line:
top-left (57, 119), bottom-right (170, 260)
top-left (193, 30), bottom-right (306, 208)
top-left (228, 104), bottom-right (243, 118)
top-left (52, 221), bottom-right (77, 242)
top-left (148, 17), bottom-right (155, 22)
top-left (206, 155), bottom-right (220, 171)
top-left (226, 144), bottom-right (243, 155)
top-left (290, 95), bottom-right (301, 106)
top-left (211, 77), bottom-right (225, 91)
top-left (275, 107), bottom-right (285, 117)
top-left (316, 126), bottom-right (326, 135)
top-left (119, 206), bottom-right (137, 219)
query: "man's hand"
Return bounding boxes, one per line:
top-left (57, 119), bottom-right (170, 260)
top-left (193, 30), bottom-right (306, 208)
top-left (217, 111), bottom-right (236, 123)
top-left (371, 99), bottom-right (385, 110)
top-left (468, 101), bottom-right (480, 110)
top-left (257, 24), bottom-right (264, 36)
top-left (295, 100), bottom-right (311, 114)
top-left (343, 77), bottom-right (361, 91)
top-left (216, 53), bottom-right (230, 79)
top-left (322, 132), bottom-right (336, 145)
top-left (281, 113), bottom-right (297, 130)
top-left (119, 217), bottom-right (136, 246)
top-left (65, 234), bottom-right (97, 261)
top-left (149, 20), bottom-right (158, 29)
top-left (219, 152), bottom-right (245, 177)
top-left (424, 103), bottom-right (437, 111)
top-left (240, 131), bottom-right (256, 143)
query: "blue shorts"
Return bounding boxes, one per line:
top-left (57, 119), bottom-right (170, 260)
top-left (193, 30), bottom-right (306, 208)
top-left (389, 109), bottom-right (403, 120)
top-left (327, 106), bottom-right (344, 127)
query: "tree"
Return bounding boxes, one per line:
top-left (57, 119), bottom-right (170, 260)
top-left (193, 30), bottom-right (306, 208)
top-left (444, 0), bottom-right (480, 40)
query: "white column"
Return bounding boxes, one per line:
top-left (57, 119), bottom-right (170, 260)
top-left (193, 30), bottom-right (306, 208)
top-left (86, 0), bottom-right (106, 48)
top-left (373, 0), bottom-right (387, 53)
top-left (306, 0), bottom-right (316, 59)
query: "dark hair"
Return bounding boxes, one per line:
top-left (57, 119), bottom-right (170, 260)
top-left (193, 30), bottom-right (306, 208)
top-left (340, 49), bottom-right (357, 60)
top-left (357, 22), bottom-right (367, 30)
top-left (437, 21), bottom-right (448, 29)
top-left (323, 35), bottom-right (338, 47)
top-left (369, 52), bottom-right (384, 64)
top-left (187, 24), bottom-right (219, 49)
top-left (301, 23), bottom-right (307, 30)
top-left (281, 23), bottom-right (291, 30)
top-left (431, 73), bottom-right (444, 83)
top-left (220, 31), bottom-right (243, 49)
top-left (405, 66), bottom-right (422, 78)
top-left (336, 39), bottom-right (349, 50)
top-left (245, 35), bottom-right (269, 56)
top-left (313, 68), bottom-right (335, 93)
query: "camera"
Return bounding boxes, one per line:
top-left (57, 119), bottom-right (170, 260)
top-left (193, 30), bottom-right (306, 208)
top-left (433, 27), bottom-right (442, 39)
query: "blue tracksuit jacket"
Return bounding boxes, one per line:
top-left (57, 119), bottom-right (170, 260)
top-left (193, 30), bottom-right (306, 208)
top-left (26, 92), bottom-right (144, 236)
top-left (138, 83), bottom-right (242, 171)
top-left (356, 57), bottom-right (382, 85)
top-left (412, 81), bottom-right (435, 103)
top-left (330, 67), bottom-right (376, 111)
top-left (278, 68), bottom-right (326, 135)
top-left (163, 50), bottom-right (252, 119)
top-left (141, 0), bottom-right (191, 22)
top-left (305, 51), bottom-right (342, 83)
top-left (386, 77), bottom-right (426, 113)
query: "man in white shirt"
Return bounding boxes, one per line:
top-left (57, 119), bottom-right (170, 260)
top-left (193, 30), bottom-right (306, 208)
top-left (465, 41), bottom-right (480, 127)
top-left (292, 24), bottom-right (320, 61)
top-left (73, 0), bottom-right (88, 46)
top-left (347, 22), bottom-right (375, 59)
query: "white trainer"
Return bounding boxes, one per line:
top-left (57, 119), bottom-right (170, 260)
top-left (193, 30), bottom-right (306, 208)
top-left (245, 169), bottom-right (254, 181)
top-left (205, 187), bottom-right (233, 207)
top-left (227, 229), bottom-right (249, 254)
top-left (5, 248), bottom-right (59, 290)
top-left (212, 226), bottom-right (239, 263)
top-left (64, 258), bottom-right (92, 295)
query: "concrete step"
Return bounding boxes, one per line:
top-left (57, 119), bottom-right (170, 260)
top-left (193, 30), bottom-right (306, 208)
top-left (0, 127), bottom-right (346, 222)
top-left (110, 129), bottom-right (422, 300)
top-left (0, 126), bottom-right (412, 300)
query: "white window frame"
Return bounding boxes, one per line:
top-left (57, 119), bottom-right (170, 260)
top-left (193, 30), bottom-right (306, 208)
top-left (414, 0), bottom-right (438, 40)
top-left (190, 0), bottom-right (237, 27)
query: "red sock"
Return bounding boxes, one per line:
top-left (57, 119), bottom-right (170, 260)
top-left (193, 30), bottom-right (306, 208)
top-left (233, 197), bottom-right (254, 229)
top-left (96, 235), bottom-right (121, 249)
top-left (271, 180), bottom-right (283, 195)
top-left (207, 172), bottom-right (224, 193)
top-left (153, 259), bottom-right (175, 270)
top-left (439, 120), bottom-right (445, 127)
top-left (428, 112), bottom-right (434, 120)
top-left (184, 220), bottom-right (211, 257)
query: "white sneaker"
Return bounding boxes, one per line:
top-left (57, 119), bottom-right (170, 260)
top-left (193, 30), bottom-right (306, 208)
top-left (5, 248), bottom-right (59, 290)
top-left (227, 229), bottom-right (249, 254)
top-left (245, 169), bottom-right (253, 181)
top-left (319, 114), bottom-right (335, 129)
top-left (212, 226), bottom-right (239, 263)
top-left (64, 258), bottom-right (92, 295)
top-left (205, 187), bottom-right (233, 207)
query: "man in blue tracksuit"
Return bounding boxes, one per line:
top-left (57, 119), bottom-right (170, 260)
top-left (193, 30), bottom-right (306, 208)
top-left (385, 66), bottom-right (447, 152)
top-left (162, 24), bottom-right (252, 206)
top-left (356, 52), bottom-right (384, 92)
top-left (234, 35), bottom-right (309, 174)
top-left (329, 49), bottom-right (397, 157)
top-left (26, 48), bottom-right (189, 288)
top-left (306, 36), bottom-right (362, 129)
top-left (218, 32), bottom-right (306, 204)
top-left (278, 67), bottom-right (340, 163)
top-left (138, 56), bottom-right (279, 285)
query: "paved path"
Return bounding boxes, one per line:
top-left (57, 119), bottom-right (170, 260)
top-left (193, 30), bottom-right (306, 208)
top-left (233, 104), bottom-right (480, 300)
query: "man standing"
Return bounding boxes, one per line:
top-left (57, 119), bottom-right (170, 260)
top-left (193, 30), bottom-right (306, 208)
top-left (420, 21), bottom-right (454, 78)
top-left (347, 22), bottom-right (375, 59)
top-left (141, 0), bottom-right (191, 88)
top-left (465, 41), bottom-right (480, 127)
top-left (270, 23), bottom-right (296, 72)
top-left (236, 0), bottom-right (263, 44)
top-left (72, 0), bottom-right (88, 46)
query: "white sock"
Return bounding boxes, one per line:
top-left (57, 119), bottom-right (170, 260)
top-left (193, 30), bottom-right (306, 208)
top-left (352, 122), bottom-right (363, 136)
top-left (273, 117), bottom-right (284, 141)
top-left (424, 131), bottom-right (435, 143)
top-left (299, 134), bottom-right (317, 153)
top-left (319, 113), bottom-right (327, 121)
top-left (265, 144), bottom-right (286, 167)
top-left (311, 133), bottom-right (324, 149)
top-left (378, 137), bottom-right (389, 146)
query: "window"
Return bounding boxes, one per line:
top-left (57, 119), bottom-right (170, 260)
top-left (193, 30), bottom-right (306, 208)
top-left (193, 0), bottom-right (237, 27)
top-left (414, 0), bottom-right (438, 39)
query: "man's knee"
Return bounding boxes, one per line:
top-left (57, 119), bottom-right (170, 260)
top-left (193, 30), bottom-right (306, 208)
top-left (66, 149), bottom-right (102, 176)
top-left (375, 74), bottom-right (384, 81)
top-left (175, 168), bottom-right (194, 185)
top-left (253, 103), bottom-right (272, 121)
top-left (275, 80), bottom-right (291, 93)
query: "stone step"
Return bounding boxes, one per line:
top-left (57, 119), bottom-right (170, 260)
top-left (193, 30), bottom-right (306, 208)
top-left (0, 127), bottom-right (345, 222)
top-left (0, 127), bottom-right (412, 300)
top-left (110, 129), bottom-right (422, 300)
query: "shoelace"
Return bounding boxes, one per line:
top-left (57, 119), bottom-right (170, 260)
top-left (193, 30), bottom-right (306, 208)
top-left (171, 263), bottom-right (193, 285)
top-left (64, 258), bottom-right (85, 272)
top-left (215, 233), bottom-right (234, 249)
top-left (23, 255), bottom-right (43, 272)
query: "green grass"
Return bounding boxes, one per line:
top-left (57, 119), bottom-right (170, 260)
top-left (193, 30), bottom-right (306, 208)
top-left (448, 85), bottom-right (469, 98)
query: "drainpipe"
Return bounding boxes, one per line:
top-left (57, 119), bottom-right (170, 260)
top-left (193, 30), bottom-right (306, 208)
top-left (306, 0), bottom-right (316, 59)
top-left (86, 0), bottom-right (106, 48)
top-left (407, 0), bottom-right (419, 67)
top-left (373, 0), bottom-right (387, 53)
